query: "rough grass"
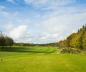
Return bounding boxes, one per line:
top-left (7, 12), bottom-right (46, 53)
top-left (0, 46), bottom-right (86, 72)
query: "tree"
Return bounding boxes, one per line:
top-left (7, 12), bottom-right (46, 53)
top-left (0, 32), bottom-right (14, 46)
top-left (58, 40), bottom-right (68, 47)
top-left (0, 35), bottom-right (6, 46)
top-left (58, 24), bottom-right (86, 50)
top-left (82, 25), bottom-right (86, 49)
top-left (5, 36), bottom-right (14, 46)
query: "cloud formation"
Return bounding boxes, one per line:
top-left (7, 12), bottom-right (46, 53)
top-left (0, 0), bottom-right (86, 44)
top-left (7, 0), bottom-right (16, 3)
top-left (24, 0), bottom-right (75, 6)
top-left (9, 25), bottom-right (28, 40)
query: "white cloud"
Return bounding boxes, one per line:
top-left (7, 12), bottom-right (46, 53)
top-left (0, 0), bottom-right (86, 44)
top-left (40, 33), bottom-right (59, 40)
top-left (35, 12), bottom-right (86, 43)
top-left (24, 0), bottom-right (76, 8)
top-left (8, 25), bottom-right (28, 40)
top-left (24, 0), bottom-right (75, 5)
top-left (24, 0), bottom-right (48, 5)
top-left (7, 0), bottom-right (16, 3)
top-left (5, 10), bottom-right (86, 44)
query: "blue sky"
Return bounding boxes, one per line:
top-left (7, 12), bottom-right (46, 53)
top-left (0, 0), bottom-right (86, 44)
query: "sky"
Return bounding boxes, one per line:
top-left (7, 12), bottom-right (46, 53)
top-left (0, 0), bottom-right (86, 44)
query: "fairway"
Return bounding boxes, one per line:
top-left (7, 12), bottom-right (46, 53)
top-left (0, 0), bottom-right (86, 72)
top-left (0, 46), bottom-right (86, 72)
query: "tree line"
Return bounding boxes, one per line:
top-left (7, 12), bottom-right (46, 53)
top-left (0, 32), bottom-right (14, 46)
top-left (58, 25), bottom-right (86, 50)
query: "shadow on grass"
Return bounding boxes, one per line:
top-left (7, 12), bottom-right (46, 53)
top-left (0, 46), bottom-right (55, 53)
top-left (0, 46), bottom-right (29, 52)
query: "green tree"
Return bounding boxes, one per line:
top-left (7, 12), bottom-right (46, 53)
top-left (0, 32), bottom-right (14, 46)
top-left (58, 24), bottom-right (86, 50)
top-left (0, 35), bottom-right (5, 46)
top-left (82, 25), bottom-right (86, 49)
top-left (5, 36), bottom-right (14, 46)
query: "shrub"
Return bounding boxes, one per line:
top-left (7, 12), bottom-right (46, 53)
top-left (60, 48), bottom-right (81, 54)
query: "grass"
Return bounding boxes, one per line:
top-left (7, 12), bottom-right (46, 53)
top-left (0, 46), bottom-right (57, 53)
top-left (0, 46), bottom-right (86, 72)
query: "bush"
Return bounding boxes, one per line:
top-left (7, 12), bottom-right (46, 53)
top-left (60, 48), bottom-right (81, 54)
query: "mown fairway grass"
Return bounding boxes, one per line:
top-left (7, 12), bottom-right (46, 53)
top-left (0, 46), bottom-right (86, 72)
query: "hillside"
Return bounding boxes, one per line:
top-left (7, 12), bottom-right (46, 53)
top-left (58, 25), bottom-right (86, 50)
